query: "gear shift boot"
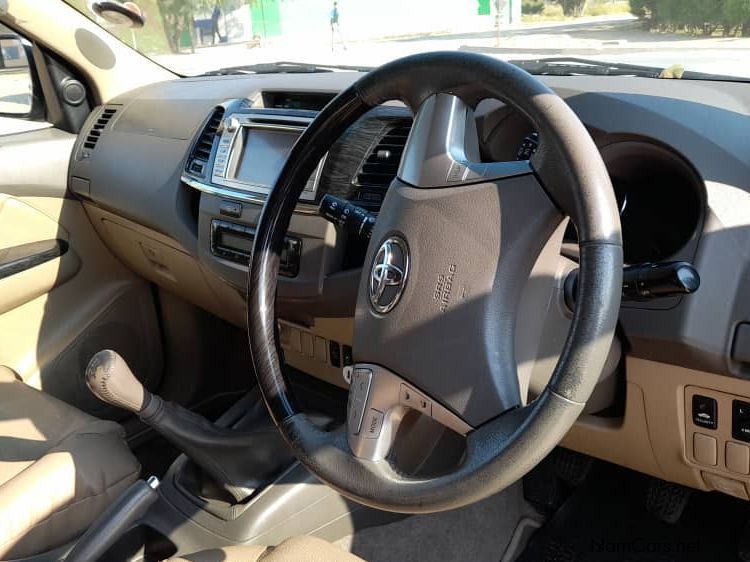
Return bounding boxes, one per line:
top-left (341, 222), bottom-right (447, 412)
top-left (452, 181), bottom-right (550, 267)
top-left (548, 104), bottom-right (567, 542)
top-left (86, 350), bottom-right (295, 502)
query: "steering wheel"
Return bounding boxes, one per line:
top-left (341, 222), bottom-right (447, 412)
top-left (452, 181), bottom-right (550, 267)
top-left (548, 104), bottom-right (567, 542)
top-left (248, 51), bottom-right (622, 513)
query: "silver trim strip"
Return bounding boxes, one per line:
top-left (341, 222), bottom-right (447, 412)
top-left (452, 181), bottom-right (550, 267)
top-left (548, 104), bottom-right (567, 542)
top-left (181, 175), bottom-right (320, 216)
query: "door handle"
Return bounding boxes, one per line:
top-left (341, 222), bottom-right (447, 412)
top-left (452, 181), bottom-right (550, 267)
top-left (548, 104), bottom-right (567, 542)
top-left (0, 239), bottom-right (68, 280)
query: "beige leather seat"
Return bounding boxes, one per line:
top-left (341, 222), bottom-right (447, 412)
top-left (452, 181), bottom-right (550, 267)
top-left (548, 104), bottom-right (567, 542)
top-left (168, 536), bottom-right (364, 562)
top-left (0, 366), bottom-right (140, 559)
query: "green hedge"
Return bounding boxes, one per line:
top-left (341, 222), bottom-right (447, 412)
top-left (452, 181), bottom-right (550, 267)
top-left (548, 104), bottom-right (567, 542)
top-left (630, 0), bottom-right (750, 36)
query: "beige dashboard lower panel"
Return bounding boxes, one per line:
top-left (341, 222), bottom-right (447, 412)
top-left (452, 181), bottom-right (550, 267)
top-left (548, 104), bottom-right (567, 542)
top-left (562, 380), bottom-right (663, 478)
top-left (84, 204), bottom-right (246, 328)
top-left (564, 357), bottom-right (750, 495)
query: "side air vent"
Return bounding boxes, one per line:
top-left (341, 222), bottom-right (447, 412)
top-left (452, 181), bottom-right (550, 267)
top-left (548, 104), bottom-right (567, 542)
top-left (82, 106), bottom-right (118, 151)
top-left (186, 106), bottom-right (225, 177)
top-left (353, 120), bottom-right (412, 210)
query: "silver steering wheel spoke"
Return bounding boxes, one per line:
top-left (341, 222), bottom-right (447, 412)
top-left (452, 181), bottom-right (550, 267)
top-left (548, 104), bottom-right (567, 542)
top-left (398, 93), bottom-right (532, 189)
top-left (344, 363), bottom-right (473, 461)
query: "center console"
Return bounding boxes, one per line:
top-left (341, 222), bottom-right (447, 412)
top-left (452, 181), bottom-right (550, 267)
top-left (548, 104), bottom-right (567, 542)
top-left (182, 99), bottom-right (412, 387)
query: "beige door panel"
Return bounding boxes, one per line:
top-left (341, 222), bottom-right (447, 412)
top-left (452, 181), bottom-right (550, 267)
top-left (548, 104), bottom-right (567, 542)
top-left (0, 193), bottom-right (70, 245)
top-left (0, 194), bottom-right (81, 314)
top-left (0, 128), bottom-right (76, 197)
top-left (0, 193), bottom-right (163, 417)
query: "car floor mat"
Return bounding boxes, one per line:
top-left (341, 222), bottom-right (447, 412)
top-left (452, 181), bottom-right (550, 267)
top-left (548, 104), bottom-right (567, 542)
top-left (518, 462), bottom-right (750, 562)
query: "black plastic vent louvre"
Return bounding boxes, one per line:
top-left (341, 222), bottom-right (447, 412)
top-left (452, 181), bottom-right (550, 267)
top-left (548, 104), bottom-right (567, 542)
top-left (82, 106), bottom-right (117, 150)
top-left (353, 120), bottom-right (412, 210)
top-left (186, 107), bottom-right (225, 176)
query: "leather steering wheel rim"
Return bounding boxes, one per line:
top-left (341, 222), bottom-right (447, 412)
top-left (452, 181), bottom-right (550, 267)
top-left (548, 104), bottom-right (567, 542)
top-left (247, 51), bottom-right (622, 514)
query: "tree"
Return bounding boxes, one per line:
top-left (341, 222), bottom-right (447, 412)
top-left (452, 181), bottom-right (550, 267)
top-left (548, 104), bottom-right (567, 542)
top-left (158, 0), bottom-right (195, 53)
top-left (157, 0), bottom-right (230, 53)
top-left (559, 0), bottom-right (587, 16)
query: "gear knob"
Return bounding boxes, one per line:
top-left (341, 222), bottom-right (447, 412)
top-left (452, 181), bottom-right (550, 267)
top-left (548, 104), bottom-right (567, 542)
top-left (86, 350), bottom-right (150, 414)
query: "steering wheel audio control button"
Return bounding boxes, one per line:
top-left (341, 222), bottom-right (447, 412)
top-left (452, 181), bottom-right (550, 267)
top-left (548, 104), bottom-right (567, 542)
top-left (400, 384), bottom-right (432, 416)
top-left (347, 368), bottom-right (372, 436)
top-left (364, 409), bottom-right (384, 439)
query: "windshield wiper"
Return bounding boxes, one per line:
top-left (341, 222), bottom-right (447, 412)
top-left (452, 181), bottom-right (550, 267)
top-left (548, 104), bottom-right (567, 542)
top-left (202, 61), bottom-right (374, 76)
top-left (508, 57), bottom-right (746, 81)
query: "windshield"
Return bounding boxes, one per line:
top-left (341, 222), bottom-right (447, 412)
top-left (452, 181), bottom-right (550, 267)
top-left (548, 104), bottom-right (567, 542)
top-left (64, 0), bottom-right (750, 80)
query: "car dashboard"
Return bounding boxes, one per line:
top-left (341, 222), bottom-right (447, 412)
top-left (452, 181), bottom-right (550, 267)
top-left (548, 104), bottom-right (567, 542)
top-left (67, 70), bottom-right (750, 500)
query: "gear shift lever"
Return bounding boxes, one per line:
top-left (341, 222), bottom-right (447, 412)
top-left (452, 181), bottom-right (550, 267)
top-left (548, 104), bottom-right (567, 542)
top-left (86, 350), bottom-right (294, 501)
top-left (86, 350), bottom-right (150, 413)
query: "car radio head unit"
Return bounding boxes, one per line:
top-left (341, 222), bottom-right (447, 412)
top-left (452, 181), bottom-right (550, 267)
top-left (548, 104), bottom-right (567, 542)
top-left (211, 112), bottom-right (325, 202)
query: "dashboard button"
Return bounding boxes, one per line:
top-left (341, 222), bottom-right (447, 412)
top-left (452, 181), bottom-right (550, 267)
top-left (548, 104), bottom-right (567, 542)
top-left (726, 442), bottom-right (750, 474)
top-left (692, 394), bottom-right (717, 429)
top-left (219, 200), bottom-right (242, 218)
top-left (342, 345), bottom-right (353, 366)
top-left (347, 369), bottom-right (372, 436)
top-left (363, 409), bottom-right (384, 439)
top-left (300, 332), bottom-right (314, 357)
top-left (400, 384), bottom-right (431, 415)
top-left (733, 400), bottom-right (750, 443)
top-left (329, 341), bottom-right (341, 368)
top-left (693, 433), bottom-right (717, 466)
top-left (314, 336), bottom-right (327, 362)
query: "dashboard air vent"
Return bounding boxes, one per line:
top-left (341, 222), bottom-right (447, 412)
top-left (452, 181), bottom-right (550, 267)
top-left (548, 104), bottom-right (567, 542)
top-left (187, 106), bottom-right (225, 177)
top-left (353, 120), bottom-right (412, 210)
top-left (82, 106), bottom-right (118, 151)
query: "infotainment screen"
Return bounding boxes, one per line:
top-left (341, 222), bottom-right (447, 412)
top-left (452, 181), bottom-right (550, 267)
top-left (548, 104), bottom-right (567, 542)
top-left (231, 127), bottom-right (300, 188)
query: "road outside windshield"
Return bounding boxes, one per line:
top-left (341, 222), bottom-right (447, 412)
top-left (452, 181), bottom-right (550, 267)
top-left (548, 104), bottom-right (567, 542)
top-left (66, 0), bottom-right (750, 79)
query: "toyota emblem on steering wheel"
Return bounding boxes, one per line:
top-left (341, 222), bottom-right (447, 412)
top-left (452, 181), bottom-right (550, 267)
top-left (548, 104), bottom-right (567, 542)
top-left (369, 236), bottom-right (409, 314)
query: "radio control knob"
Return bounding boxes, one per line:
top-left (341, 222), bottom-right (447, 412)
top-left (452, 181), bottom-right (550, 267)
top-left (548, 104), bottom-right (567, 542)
top-left (225, 116), bottom-right (240, 133)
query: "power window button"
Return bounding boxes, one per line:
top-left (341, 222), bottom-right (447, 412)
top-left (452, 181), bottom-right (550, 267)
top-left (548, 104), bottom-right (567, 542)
top-left (692, 394), bottom-right (717, 430)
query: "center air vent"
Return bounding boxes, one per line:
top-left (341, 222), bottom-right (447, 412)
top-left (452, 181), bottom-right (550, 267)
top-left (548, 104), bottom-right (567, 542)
top-left (353, 120), bottom-right (412, 210)
top-left (186, 106), bottom-right (225, 178)
top-left (82, 105), bottom-right (118, 152)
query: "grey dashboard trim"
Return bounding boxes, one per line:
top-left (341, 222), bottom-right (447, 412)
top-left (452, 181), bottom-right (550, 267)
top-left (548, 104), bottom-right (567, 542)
top-left (181, 175), bottom-right (320, 215)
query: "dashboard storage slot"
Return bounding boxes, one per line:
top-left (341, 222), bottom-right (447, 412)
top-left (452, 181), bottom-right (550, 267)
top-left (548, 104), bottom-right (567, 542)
top-left (210, 219), bottom-right (301, 277)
